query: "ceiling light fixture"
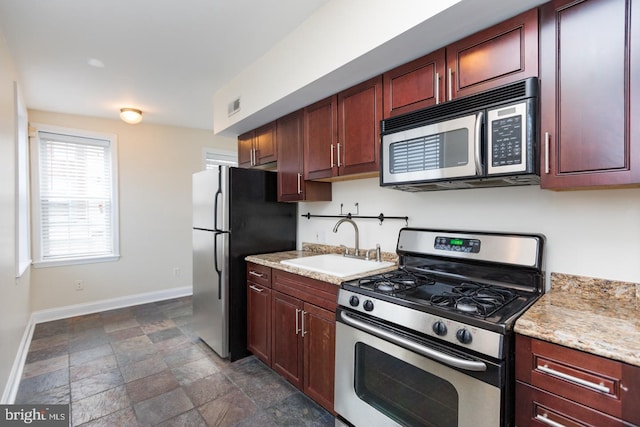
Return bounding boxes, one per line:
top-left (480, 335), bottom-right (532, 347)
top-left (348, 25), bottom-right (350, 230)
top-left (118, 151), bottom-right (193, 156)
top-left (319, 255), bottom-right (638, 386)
top-left (120, 108), bottom-right (143, 124)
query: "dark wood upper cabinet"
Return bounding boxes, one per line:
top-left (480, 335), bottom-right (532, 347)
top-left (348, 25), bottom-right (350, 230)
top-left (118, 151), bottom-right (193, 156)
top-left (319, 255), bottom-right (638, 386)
top-left (237, 130), bottom-right (254, 168)
top-left (446, 7), bottom-right (538, 100)
top-left (277, 110), bottom-right (331, 202)
top-left (383, 48), bottom-right (446, 118)
top-left (305, 76), bottom-right (382, 180)
top-left (237, 121), bottom-right (277, 169)
top-left (303, 95), bottom-right (338, 180)
top-left (337, 75), bottom-right (383, 177)
top-left (540, 0), bottom-right (640, 189)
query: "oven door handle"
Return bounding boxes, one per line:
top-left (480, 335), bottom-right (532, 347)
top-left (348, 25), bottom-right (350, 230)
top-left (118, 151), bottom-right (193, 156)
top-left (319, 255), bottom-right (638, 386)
top-left (340, 311), bottom-right (487, 372)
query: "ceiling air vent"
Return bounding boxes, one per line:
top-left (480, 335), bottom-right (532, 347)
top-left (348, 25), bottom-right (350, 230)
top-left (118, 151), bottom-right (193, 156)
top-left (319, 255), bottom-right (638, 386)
top-left (227, 97), bottom-right (241, 117)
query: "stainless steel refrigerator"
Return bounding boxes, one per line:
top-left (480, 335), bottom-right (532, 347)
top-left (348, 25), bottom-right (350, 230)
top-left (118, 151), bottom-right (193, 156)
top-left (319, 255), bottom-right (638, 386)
top-left (192, 166), bottom-right (297, 360)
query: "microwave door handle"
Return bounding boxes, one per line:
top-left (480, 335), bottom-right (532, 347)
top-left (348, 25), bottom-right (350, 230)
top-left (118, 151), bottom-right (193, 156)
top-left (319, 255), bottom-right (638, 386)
top-left (339, 311), bottom-right (487, 372)
top-left (474, 111), bottom-right (484, 175)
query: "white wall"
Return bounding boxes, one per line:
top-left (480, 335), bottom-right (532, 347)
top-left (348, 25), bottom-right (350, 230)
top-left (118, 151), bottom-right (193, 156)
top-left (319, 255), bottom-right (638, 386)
top-left (299, 178), bottom-right (640, 285)
top-left (0, 36), bottom-right (32, 400)
top-left (213, 0), bottom-right (546, 136)
top-left (28, 110), bottom-right (236, 311)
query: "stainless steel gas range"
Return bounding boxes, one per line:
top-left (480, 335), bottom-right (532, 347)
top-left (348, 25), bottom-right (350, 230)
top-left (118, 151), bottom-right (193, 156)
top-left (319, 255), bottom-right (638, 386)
top-left (334, 228), bottom-right (545, 427)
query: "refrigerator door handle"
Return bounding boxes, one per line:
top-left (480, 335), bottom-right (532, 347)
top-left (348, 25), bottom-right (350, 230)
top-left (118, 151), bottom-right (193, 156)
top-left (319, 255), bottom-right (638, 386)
top-left (212, 230), bottom-right (229, 300)
top-left (213, 166), bottom-right (223, 232)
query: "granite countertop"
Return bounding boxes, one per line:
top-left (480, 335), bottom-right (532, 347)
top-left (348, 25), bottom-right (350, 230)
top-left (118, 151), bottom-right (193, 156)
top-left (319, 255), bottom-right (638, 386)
top-left (245, 243), bottom-right (398, 285)
top-left (514, 273), bottom-right (640, 367)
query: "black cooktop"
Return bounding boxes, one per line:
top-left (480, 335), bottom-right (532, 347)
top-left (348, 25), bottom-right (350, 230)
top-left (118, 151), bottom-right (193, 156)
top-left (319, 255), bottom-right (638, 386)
top-left (342, 268), bottom-right (540, 329)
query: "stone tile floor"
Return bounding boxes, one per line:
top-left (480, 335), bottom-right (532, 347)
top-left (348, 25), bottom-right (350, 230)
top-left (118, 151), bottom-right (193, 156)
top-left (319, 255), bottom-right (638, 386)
top-left (15, 296), bottom-right (335, 426)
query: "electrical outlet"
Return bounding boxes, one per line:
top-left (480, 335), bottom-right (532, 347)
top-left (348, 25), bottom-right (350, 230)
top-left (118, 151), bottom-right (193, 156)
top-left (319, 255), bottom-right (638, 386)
top-left (173, 267), bottom-right (181, 277)
top-left (75, 280), bottom-right (83, 291)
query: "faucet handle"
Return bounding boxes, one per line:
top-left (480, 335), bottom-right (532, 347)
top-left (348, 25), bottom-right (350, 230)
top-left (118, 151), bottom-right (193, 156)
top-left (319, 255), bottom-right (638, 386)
top-left (339, 244), bottom-right (349, 256)
top-left (375, 244), bottom-right (381, 262)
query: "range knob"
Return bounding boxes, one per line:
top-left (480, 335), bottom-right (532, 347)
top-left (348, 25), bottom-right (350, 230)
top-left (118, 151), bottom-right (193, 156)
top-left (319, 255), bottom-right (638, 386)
top-left (432, 321), bottom-right (448, 336)
top-left (363, 300), bottom-right (374, 312)
top-left (456, 329), bottom-right (473, 344)
top-left (349, 295), bottom-right (360, 307)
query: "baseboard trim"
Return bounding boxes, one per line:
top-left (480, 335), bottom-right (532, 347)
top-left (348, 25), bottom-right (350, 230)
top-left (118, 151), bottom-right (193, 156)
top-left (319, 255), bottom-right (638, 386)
top-left (1, 318), bottom-right (35, 404)
top-left (31, 286), bottom-right (193, 324)
top-left (1, 286), bottom-right (192, 404)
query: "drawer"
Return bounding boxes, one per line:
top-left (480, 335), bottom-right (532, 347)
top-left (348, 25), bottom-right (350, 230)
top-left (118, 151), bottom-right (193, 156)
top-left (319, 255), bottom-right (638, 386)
top-left (516, 335), bottom-right (640, 424)
top-left (246, 262), bottom-right (271, 287)
top-left (515, 382), bottom-right (628, 427)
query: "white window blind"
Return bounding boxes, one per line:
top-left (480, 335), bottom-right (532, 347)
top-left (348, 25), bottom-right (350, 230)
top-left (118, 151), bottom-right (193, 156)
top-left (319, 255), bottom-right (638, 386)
top-left (36, 130), bottom-right (117, 263)
top-left (204, 149), bottom-right (237, 170)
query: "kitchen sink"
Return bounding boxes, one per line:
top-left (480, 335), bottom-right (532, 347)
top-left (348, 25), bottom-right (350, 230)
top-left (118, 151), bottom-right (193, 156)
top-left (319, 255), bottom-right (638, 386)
top-left (280, 254), bottom-right (394, 278)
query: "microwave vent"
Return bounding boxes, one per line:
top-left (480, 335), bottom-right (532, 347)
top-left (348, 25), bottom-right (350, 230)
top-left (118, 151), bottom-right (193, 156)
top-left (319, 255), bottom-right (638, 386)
top-left (382, 77), bottom-right (538, 133)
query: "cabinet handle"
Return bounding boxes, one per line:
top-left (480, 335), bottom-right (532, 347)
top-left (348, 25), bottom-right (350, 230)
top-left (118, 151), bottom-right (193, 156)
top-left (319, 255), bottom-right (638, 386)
top-left (249, 284), bottom-right (264, 293)
top-left (435, 72), bottom-right (440, 104)
top-left (249, 270), bottom-right (265, 278)
top-left (537, 364), bottom-right (611, 393)
top-left (297, 173), bottom-right (302, 194)
top-left (337, 143), bottom-right (342, 167)
top-left (295, 308), bottom-right (301, 335)
top-left (301, 310), bottom-right (307, 337)
top-left (448, 67), bottom-right (453, 101)
top-left (544, 132), bottom-right (550, 174)
top-left (330, 144), bottom-right (335, 168)
top-left (535, 414), bottom-right (566, 427)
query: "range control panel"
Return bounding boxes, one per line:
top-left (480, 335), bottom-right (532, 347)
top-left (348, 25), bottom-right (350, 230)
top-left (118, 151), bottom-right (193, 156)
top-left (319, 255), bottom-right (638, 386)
top-left (435, 236), bottom-right (481, 253)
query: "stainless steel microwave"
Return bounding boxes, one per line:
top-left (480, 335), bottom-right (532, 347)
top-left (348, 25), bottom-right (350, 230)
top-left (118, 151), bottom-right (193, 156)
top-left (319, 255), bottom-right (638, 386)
top-left (380, 78), bottom-right (539, 191)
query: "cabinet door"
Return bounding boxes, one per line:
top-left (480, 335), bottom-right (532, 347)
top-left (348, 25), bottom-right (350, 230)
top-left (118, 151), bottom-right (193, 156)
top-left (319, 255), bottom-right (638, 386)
top-left (337, 75), bottom-right (383, 176)
top-left (540, 0), bottom-right (640, 189)
top-left (304, 95), bottom-right (338, 180)
top-left (277, 110), bottom-right (332, 202)
top-left (238, 130), bottom-right (254, 168)
top-left (254, 121), bottom-right (277, 165)
top-left (302, 302), bottom-right (336, 414)
top-left (277, 110), bottom-right (305, 201)
top-left (383, 48), bottom-right (446, 117)
top-left (271, 290), bottom-right (303, 390)
top-left (247, 282), bottom-right (271, 366)
top-left (446, 8), bottom-right (538, 100)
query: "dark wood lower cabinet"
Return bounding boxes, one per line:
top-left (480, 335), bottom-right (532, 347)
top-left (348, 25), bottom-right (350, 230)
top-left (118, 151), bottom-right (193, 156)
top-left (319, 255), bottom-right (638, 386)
top-left (271, 269), bottom-right (337, 415)
top-left (515, 334), bottom-right (640, 426)
top-left (302, 302), bottom-right (336, 413)
top-left (271, 290), bottom-right (304, 389)
top-left (247, 263), bottom-right (337, 415)
top-left (246, 281), bottom-right (272, 366)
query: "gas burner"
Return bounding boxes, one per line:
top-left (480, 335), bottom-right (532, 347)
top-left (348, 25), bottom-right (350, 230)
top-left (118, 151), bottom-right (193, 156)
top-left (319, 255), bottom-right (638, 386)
top-left (357, 270), bottom-right (433, 295)
top-left (428, 282), bottom-right (517, 317)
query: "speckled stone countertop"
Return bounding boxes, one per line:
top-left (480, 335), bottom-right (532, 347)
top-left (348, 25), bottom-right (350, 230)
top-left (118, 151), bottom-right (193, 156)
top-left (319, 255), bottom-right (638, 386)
top-left (514, 272), bottom-right (640, 367)
top-left (245, 243), bottom-right (398, 286)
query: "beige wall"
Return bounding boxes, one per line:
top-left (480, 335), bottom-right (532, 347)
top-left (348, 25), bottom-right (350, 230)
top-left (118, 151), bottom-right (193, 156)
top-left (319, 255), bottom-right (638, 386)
top-left (0, 37), bottom-right (32, 400)
top-left (28, 110), bottom-right (235, 311)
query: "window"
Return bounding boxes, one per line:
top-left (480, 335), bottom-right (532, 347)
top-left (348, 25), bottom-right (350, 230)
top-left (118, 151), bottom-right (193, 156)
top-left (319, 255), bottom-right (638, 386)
top-left (203, 148), bottom-right (237, 170)
top-left (31, 125), bottom-right (119, 267)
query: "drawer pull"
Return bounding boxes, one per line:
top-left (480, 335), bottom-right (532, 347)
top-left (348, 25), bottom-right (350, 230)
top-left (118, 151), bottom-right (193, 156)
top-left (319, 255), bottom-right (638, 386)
top-left (249, 284), bottom-right (264, 293)
top-left (535, 413), bottom-right (566, 427)
top-left (537, 364), bottom-right (610, 393)
top-left (249, 270), bottom-right (265, 278)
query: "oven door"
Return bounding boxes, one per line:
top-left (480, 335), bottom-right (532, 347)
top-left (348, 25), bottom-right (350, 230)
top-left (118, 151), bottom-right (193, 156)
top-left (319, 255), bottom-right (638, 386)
top-left (335, 309), bottom-right (503, 427)
top-left (381, 112), bottom-right (483, 186)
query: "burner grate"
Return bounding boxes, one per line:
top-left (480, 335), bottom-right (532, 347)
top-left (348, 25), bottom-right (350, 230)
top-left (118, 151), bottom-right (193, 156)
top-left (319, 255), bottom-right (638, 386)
top-left (357, 270), bottom-right (435, 295)
top-left (430, 282), bottom-right (516, 317)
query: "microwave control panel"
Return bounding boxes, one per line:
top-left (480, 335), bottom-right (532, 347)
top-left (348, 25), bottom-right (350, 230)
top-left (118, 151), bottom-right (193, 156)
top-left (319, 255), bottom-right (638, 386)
top-left (486, 100), bottom-right (530, 175)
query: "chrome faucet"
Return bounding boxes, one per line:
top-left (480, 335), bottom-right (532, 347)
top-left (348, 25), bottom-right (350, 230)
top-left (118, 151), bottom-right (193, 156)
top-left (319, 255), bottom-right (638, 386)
top-left (333, 218), bottom-right (359, 257)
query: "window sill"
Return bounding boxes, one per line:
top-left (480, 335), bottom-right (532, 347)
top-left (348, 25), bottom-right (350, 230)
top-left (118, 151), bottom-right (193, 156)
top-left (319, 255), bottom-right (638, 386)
top-left (32, 255), bottom-right (120, 268)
